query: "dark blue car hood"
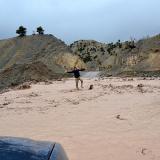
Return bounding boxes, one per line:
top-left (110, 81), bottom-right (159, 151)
top-left (0, 137), bottom-right (55, 160)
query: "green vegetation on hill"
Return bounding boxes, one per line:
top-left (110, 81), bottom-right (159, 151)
top-left (70, 34), bottom-right (160, 75)
top-left (37, 26), bottom-right (44, 35)
top-left (16, 26), bottom-right (27, 37)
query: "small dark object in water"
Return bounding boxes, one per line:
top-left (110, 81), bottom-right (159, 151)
top-left (137, 84), bottom-right (144, 88)
top-left (89, 84), bottom-right (94, 90)
top-left (116, 115), bottom-right (121, 119)
top-left (18, 84), bottom-right (31, 90)
top-left (3, 102), bottom-right (11, 106)
top-left (44, 81), bottom-right (53, 85)
top-left (141, 148), bottom-right (147, 155)
top-left (116, 114), bottom-right (126, 120)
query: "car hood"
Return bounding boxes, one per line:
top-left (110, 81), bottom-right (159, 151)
top-left (0, 137), bottom-right (55, 160)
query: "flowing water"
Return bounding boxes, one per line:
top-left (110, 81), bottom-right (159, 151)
top-left (81, 71), bottom-right (100, 78)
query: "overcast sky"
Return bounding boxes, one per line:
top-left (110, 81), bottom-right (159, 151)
top-left (0, 0), bottom-right (160, 44)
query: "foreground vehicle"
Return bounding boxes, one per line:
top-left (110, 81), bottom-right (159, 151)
top-left (0, 137), bottom-right (68, 160)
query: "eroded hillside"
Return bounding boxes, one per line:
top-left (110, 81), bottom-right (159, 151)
top-left (0, 35), bottom-right (85, 90)
top-left (70, 34), bottom-right (160, 76)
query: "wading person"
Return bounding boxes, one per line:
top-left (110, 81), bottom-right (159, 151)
top-left (67, 67), bottom-right (85, 90)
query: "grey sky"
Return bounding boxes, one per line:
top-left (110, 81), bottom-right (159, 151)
top-left (0, 0), bottom-right (160, 44)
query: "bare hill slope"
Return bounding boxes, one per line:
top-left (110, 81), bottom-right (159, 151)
top-left (0, 35), bottom-right (85, 90)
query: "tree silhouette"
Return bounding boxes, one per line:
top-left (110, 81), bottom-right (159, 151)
top-left (37, 26), bottom-right (44, 35)
top-left (16, 26), bottom-right (27, 37)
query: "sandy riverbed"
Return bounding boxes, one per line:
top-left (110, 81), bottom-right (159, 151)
top-left (0, 77), bottom-right (160, 160)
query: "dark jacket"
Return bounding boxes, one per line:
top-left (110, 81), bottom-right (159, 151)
top-left (67, 69), bottom-right (85, 78)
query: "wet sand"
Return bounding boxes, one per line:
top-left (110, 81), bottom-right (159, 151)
top-left (0, 77), bottom-right (160, 160)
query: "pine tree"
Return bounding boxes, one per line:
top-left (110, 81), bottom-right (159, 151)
top-left (37, 26), bottom-right (44, 35)
top-left (16, 26), bottom-right (27, 37)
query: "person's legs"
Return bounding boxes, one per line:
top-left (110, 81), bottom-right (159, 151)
top-left (79, 77), bottom-right (83, 88)
top-left (75, 78), bottom-right (79, 90)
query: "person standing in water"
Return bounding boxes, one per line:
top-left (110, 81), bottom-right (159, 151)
top-left (67, 67), bottom-right (85, 90)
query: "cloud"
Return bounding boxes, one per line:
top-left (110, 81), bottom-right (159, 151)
top-left (0, 0), bottom-right (160, 43)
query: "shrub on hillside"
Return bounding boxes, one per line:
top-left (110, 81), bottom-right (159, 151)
top-left (37, 26), bottom-right (44, 35)
top-left (16, 26), bottom-right (27, 37)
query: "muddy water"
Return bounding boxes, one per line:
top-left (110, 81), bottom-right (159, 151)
top-left (81, 71), bottom-right (100, 78)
